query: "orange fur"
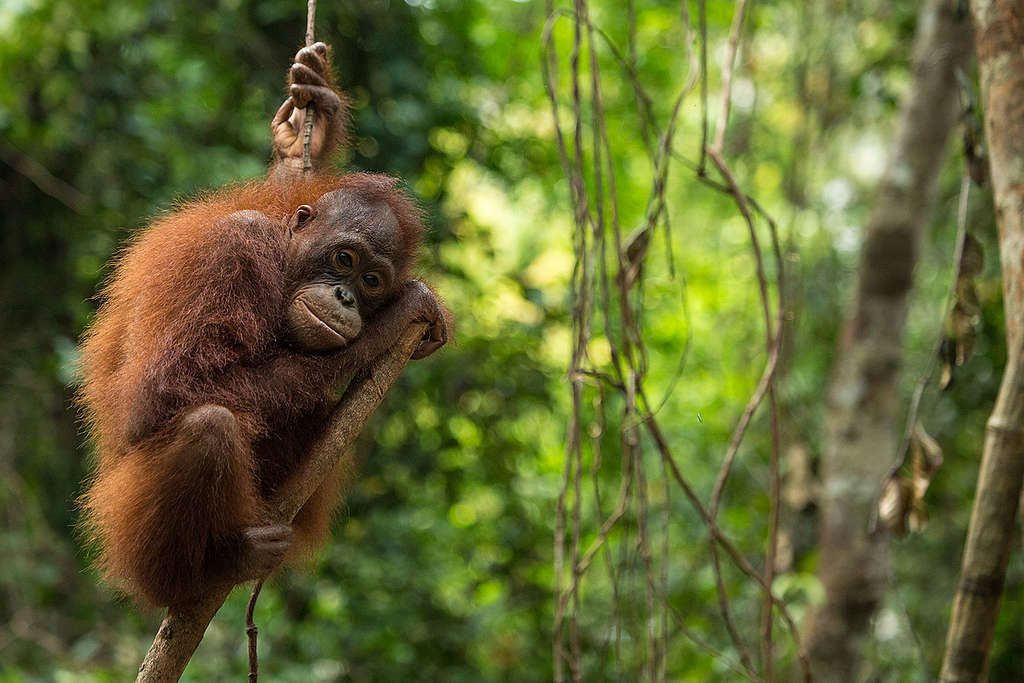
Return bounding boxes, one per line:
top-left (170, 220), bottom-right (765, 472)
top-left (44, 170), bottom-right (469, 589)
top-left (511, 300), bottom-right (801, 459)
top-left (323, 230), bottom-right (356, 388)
top-left (77, 171), bottom-right (429, 606)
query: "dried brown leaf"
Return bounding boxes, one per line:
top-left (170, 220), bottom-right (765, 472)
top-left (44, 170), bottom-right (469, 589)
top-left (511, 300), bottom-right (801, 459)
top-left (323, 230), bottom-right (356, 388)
top-left (940, 337), bottom-right (957, 390)
top-left (955, 279), bottom-right (981, 317)
top-left (619, 227), bottom-right (651, 290)
top-left (959, 233), bottom-right (984, 278)
top-left (908, 423), bottom-right (943, 532)
top-left (879, 424), bottom-right (943, 536)
top-left (878, 476), bottom-right (912, 537)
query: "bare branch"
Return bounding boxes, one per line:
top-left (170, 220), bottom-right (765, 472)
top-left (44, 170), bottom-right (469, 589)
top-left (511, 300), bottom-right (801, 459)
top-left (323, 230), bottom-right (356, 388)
top-left (135, 323), bottom-right (427, 682)
top-left (710, 0), bottom-right (748, 155)
top-left (0, 141), bottom-right (92, 213)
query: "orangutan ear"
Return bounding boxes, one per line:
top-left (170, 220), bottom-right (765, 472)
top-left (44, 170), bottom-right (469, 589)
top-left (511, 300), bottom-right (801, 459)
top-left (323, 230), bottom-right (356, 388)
top-left (288, 204), bottom-right (315, 232)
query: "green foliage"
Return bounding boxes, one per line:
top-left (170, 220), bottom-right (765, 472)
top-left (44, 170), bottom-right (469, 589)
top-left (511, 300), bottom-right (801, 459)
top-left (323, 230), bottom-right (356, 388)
top-left (0, 0), bottom-right (1019, 680)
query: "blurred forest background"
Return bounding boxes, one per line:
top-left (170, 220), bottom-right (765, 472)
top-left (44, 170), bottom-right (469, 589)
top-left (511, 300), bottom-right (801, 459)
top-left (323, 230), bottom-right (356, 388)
top-left (1, 0), bottom-right (1021, 681)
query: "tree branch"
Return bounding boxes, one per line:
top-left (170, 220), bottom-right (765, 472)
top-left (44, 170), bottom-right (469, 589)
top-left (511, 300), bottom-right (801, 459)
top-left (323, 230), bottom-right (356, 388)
top-left (0, 141), bottom-right (92, 213)
top-left (135, 322), bottom-right (428, 682)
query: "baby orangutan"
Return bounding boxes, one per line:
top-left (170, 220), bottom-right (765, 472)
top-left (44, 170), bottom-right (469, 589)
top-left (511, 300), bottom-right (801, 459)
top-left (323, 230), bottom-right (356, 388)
top-left (78, 43), bottom-right (449, 607)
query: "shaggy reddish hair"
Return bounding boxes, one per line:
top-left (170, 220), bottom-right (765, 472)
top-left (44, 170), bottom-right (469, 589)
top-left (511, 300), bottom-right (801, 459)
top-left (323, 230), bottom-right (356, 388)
top-left (78, 171), bottom-right (425, 605)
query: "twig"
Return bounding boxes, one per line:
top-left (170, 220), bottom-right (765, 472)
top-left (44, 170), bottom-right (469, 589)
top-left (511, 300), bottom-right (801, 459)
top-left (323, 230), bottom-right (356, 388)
top-left (642, 409), bottom-right (810, 682)
top-left (544, 2), bottom-right (800, 679)
top-left (301, 0), bottom-right (317, 174)
top-left (697, 0), bottom-right (708, 173)
top-left (135, 323), bottom-right (427, 682)
top-left (889, 174), bottom-right (971, 481)
top-left (702, 146), bottom-right (784, 678)
top-left (246, 579), bottom-right (264, 682)
top-left (667, 604), bottom-right (758, 682)
top-left (245, 5), bottom-right (320, 674)
top-left (0, 141), bottom-right (92, 213)
top-left (711, 0), bottom-right (748, 155)
top-left (545, 1), bottom-right (599, 678)
top-left (246, 3), bottom-right (318, 668)
top-left (763, 384), bottom-right (781, 681)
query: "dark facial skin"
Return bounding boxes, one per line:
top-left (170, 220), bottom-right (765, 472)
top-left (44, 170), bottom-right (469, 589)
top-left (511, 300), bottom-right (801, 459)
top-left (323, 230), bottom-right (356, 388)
top-left (284, 190), bottom-right (406, 353)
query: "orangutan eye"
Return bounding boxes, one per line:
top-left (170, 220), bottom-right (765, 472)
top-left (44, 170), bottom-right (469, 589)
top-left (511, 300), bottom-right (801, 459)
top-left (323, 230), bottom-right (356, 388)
top-left (363, 273), bottom-right (381, 288)
top-left (334, 250), bottom-right (355, 269)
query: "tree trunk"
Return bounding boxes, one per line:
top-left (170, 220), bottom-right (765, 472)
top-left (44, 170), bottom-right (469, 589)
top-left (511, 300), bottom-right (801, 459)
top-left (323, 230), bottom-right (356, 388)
top-left (806, 1), bottom-right (971, 679)
top-left (940, 3), bottom-right (1024, 681)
